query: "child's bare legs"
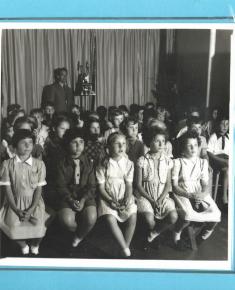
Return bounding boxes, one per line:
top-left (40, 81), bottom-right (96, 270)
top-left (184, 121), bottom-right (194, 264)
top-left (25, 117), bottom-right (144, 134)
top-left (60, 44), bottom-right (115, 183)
top-left (122, 213), bottom-right (137, 247)
top-left (104, 214), bottom-right (130, 256)
top-left (148, 210), bottom-right (178, 242)
top-left (222, 168), bottom-right (228, 204)
top-left (173, 218), bottom-right (190, 243)
top-left (15, 240), bottom-right (29, 255)
top-left (58, 208), bottom-right (77, 232)
top-left (73, 206), bottom-right (97, 247)
top-left (30, 238), bottom-right (42, 247)
top-left (142, 212), bottom-right (156, 231)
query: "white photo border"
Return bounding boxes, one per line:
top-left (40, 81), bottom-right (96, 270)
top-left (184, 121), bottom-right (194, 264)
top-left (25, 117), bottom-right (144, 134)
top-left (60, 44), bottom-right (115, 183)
top-left (0, 22), bottom-right (234, 272)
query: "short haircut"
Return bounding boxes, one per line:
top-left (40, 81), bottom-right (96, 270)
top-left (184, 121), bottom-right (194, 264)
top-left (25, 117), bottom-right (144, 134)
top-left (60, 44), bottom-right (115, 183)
top-left (52, 115), bottom-right (70, 129)
top-left (97, 106), bottom-right (107, 117)
top-left (63, 128), bottom-right (85, 149)
top-left (179, 130), bottom-right (201, 153)
top-left (107, 132), bottom-right (126, 148)
top-left (186, 116), bottom-right (203, 128)
top-left (120, 116), bottom-right (138, 135)
top-left (12, 129), bottom-right (35, 148)
top-left (110, 108), bottom-right (123, 120)
top-left (13, 116), bottom-right (38, 131)
top-left (43, 101), bottom-right (55, 108)
top-left (142, 126), bottom-right (168, 147)
top-left (118, 105), bottom-right (129, 113)
top-left (30, 108), bottom-right (44, 116)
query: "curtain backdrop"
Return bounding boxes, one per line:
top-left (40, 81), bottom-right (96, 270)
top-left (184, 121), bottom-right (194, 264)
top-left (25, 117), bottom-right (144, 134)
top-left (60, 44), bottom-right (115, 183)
top-left (1, 29), bottom-right (162, 114)
top-left (1, 29), bottom-right (94, 114)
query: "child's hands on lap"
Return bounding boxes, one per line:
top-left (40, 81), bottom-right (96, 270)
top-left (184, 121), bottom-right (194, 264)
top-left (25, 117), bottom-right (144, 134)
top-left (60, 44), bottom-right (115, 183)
top-left (110, 200), bottom-right (119, 210)
top-left (156, 196), bottom-right (164, 209)
top-left (71, 199), bottom-right (84, 212)
top-left (75, 198), bottom-right (85, 212)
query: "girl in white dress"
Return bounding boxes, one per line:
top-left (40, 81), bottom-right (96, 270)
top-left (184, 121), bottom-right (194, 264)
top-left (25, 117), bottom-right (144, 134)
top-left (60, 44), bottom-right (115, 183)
top-left (172, 130), bottom-right (221, 244)
top-left (135, 127), bottom-right (178, 243)
top-left (96, 132), bottom-right (137, 257)
top-left (0, 129), bottom-right (49, 255)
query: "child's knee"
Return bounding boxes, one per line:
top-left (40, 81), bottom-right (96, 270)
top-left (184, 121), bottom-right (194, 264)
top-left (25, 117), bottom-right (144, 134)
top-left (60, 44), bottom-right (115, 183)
top-left (143, 214), bottom-right (155, 230)
top-left (58, 211), bottom-right (76, 231)
top-left (168, 211), bottom-right (178, 225)
top-left (128, 213), bottom-right (137, 225)
top-left (87, 210), bottom-right (97, 227)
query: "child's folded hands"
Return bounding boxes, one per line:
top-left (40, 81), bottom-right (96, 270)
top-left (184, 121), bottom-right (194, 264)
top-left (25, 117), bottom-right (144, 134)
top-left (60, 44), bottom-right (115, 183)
top-left (71, 198), bottom-right (85, 212)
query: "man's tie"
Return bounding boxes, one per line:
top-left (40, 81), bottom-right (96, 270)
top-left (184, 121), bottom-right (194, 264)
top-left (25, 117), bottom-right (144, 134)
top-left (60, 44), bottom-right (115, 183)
top-left (222, 135), bottom-right (225, 150)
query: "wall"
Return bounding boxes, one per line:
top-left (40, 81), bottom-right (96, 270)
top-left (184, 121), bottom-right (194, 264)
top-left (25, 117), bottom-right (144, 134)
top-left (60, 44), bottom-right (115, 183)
top-left (175, 29), bottom-right (231, 117)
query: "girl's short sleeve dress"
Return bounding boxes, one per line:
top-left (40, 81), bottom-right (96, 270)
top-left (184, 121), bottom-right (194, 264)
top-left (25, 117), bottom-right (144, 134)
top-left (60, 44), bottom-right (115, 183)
top-left (0, 156), bottom-right (50, 240)
top-left (136, 152), bottom-right (175, 219)
top-left (172, 157), bottom-right (221, 222)
top-left (96, 156), bottom-right (137, 222)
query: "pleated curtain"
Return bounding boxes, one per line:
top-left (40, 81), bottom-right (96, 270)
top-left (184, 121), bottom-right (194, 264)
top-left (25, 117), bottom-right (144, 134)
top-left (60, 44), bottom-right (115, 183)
top-left (1, 29), bottom-right (162, 114)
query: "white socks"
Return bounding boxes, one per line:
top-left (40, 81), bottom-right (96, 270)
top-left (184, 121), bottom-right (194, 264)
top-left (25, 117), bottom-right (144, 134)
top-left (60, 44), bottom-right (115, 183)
top-left (72, 236), bottom-right (83, 247)
top-left (201, 229), bottom-right (214, 240)
top-left (21, 244), bottom-right (40, 255)
top-left (173, 231), bottom-right (182, 243)
top-left (147, 230), bottom-right (160, 243)
top-left (21, 245), bottom-right (29, 255)
top-left (31, 246), bottom-right (39, 255)
top-left (122, 248), bottom-right (131, 257)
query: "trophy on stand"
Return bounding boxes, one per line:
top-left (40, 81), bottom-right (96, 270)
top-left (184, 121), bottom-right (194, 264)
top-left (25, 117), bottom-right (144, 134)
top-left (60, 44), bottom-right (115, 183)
top-left (75, 61), bottom-right (96, 111)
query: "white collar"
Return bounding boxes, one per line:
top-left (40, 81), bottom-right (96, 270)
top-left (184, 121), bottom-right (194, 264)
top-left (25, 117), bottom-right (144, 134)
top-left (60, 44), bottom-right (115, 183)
top-left (109, 156), bottom-right (126, 165)
top-left (15, 155), bottom-right (33, 166)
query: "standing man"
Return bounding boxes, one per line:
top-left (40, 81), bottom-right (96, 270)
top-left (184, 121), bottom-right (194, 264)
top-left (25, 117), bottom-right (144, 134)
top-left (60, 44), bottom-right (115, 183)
top-left (41, 67), bottom-right (74, 113)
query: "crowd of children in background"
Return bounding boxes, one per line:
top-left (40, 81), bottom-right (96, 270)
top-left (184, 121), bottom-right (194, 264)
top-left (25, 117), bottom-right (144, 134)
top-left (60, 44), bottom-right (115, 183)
top-left (0, 101), bottom-right (229, 257)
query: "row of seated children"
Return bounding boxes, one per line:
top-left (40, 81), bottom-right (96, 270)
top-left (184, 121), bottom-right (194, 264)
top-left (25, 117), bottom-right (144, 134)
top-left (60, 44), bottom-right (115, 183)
top-left (0, 101), bottom-right (228, 257)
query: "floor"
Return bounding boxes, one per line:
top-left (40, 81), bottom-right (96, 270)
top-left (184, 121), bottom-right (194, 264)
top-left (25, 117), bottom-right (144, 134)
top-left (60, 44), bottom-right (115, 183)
top-left (1, 209), bottom-right (228, 261)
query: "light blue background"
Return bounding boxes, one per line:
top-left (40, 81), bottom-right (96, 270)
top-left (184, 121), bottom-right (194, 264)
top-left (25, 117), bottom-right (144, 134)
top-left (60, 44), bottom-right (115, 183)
top-left (0, 0), bottom-right (234, 289)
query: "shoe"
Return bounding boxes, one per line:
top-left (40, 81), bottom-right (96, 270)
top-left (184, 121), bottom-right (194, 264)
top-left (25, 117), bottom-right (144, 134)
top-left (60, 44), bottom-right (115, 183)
top-left (121, 248), bottom-right (131, 257)
top-left (201, 229), bottom-right (214, 240)
top-left (30, 246), bottom-right (39, 255)
top-left (72, 236), bottom-right (82, 248)
top-left (173, 231), bottom-right (181, 244)
top-left (147, 230), bottom-right (160, 243)
top-left (21, 245), bottom-right (29, 255)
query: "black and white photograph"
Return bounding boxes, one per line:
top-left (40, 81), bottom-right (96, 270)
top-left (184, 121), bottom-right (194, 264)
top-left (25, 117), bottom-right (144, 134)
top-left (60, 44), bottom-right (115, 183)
top-left (0, 27), bottom-right (232, 269)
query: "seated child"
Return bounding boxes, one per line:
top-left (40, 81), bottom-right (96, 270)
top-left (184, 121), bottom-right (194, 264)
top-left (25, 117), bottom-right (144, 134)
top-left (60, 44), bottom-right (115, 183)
top-left (203, 106), bottom-right (220, 140)
top-left (0, 129), bottom-right (49, 255)
top-left (172, 131), bottom-right (221, 246)
top-left (144, 118), bottom-right (173, 158)
top-left (104, 109), bottom-right (124, 141)
top-left (30, 108), bottom-right (49, 149)
top-left (42, 101), bottom-right (55, 128)
top-left (207, 115), bottom-right (229, 206)
top-left (120, 116), bottom-right (144, 164)
top-left (118, 105), bottom-right (129, 119)
top-left (13, 116), bottom-right (44, 159)
top-left (43, 115), bottom-right (70, 208)
top-left (176, 106), bottom-right (201, 137)
top-left (0, 119), bottom-right (15, 160)
top-left (135, 105), bottom-right (144, 134)
top-left (135, 127), bottom-right (178, 243)
top-left (96, 132), bottom-right (137, 257)
top-left (96, 106), bottom-right (108, 135)
top-left (175, 117), bottom-right (208, 159)
top-left (70, 105), bottom-right (84, 128)
top-left (83, 118), bottom-right (106, 165)
top-left (55, 128), bottom-right (97, 247)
